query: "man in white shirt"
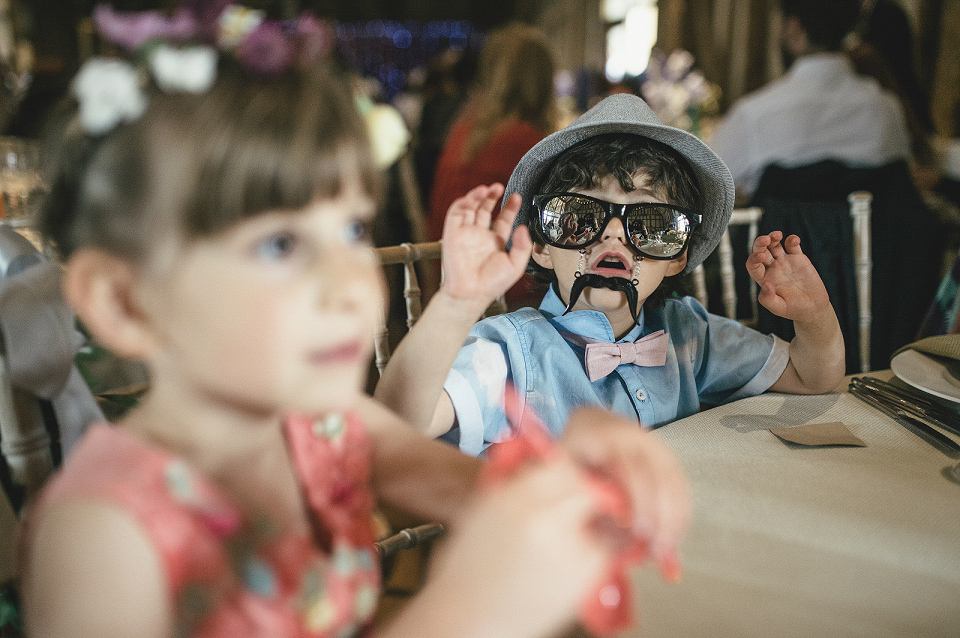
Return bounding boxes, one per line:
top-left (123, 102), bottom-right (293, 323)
top-left (709, 0), bottom-right (911, 201)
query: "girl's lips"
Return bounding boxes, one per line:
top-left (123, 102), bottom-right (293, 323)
top-left (309, 341), bottom-right (363, 365)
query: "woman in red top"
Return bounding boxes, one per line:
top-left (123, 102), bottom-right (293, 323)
top-left (428, 24), bottom-right (557, 305)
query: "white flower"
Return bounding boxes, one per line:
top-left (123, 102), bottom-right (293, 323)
top-left (665, 49), bottom-right (695, 81)
top-left (218, 5), bottom-right (265, 49)
top-left (72, 58), bottom-right (147, 135)
top-left (149, 45), bottom-right (217, 93)
top-left (364, 103), bottom-right (410, 168)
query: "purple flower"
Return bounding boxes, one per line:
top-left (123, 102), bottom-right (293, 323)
top-left (237, 21), bottom-right (294, 75)
top-left (93, 4), bottom-right (198, 51)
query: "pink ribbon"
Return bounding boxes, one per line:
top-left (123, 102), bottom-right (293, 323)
top-left (564, 329), bottom-right (668, 381)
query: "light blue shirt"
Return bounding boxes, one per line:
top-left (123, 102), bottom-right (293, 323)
top-left (442, 286), bottom-right (789, 455)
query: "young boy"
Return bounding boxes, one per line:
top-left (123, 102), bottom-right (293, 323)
top-left (375, 94), bottom-right (845, 455)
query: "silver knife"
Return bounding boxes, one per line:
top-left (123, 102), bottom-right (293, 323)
top-left (849, 385), bottom-right (960, 457)
top-left (850, 377), bottom-right (960, 438)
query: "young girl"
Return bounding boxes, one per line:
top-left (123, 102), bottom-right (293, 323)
top-left (18, 6), bottom-right (688, 638)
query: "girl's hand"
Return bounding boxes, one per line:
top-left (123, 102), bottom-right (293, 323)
top-left (746, 231), bottom-right (832, 323)
top-left (411, 457), bottom-right (614, 638)
top-left (439, 183), bottom-right (532, 314)
top-left (560, 407), bottom-right (690, 580)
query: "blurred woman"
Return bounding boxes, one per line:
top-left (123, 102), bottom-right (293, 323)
top-left (428, 22), bottom-right (557, 241)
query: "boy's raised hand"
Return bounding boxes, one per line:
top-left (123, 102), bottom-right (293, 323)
top-left (746, 231), bottom-right (832, 322)
top-left (440, 183), bottom-right (532, 314)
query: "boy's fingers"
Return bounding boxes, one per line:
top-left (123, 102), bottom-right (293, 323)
top-left (750, 234), bottom-right (773, 256)
top-left (492, 193), bottom-right (523, 242)
top-left (783, 234), bottom-right (803, 254)
top-left (767, 237), bottom-right (786, 259)
top-left (445, 185), bottom-right (488, 230)
top-left (475, 185), bottom-right (504, 229)
top-left (757, 281), bottom-right (785, 314)
top-left (509, 225), bottom-right (533, 269)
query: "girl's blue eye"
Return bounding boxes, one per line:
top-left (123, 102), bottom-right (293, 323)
top-left (255, 231), bottom-right (298, 260)
top-left (344, 219), bottom-right (371, 244)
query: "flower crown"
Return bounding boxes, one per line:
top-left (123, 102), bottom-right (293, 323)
top-left (74, 2), bottom-right (333, 135)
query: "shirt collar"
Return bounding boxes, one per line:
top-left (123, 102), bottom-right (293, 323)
top-left (788, 53), bottom-right (853, 80)
top-left (538, 284), bottom-right (646, 343)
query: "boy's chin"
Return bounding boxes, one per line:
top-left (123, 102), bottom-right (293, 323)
top-left (563, 272), bottom-right (642, 325)
top-left (578, 288), bottom-right (634, 311)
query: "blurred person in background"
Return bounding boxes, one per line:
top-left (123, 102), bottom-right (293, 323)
top-left (847, 0), bottom-right (939, 191)
top-left (709, 0), bottom-right (911, 202)
top-left (427, 22), bottom-right (558, 305)
top-left (413, 47), bottom-right (478, 205)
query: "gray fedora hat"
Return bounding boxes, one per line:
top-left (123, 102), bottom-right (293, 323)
top-left (505, 93), bottom-right (734, 272)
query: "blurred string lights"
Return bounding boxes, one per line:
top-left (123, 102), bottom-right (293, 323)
top-left (334, 20), bottom-right (483, 101)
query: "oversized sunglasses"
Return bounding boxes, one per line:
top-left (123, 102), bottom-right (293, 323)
top-left (531, 192), bottom-right (701, 260)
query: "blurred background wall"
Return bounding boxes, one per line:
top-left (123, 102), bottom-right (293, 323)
top-left (0, 0), bottom-right (956, 139)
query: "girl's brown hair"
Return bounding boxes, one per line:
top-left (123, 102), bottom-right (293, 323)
top-left (40, 58), bottom-right (380, 262)
top-left (458, 23), bottom-right (557, 162)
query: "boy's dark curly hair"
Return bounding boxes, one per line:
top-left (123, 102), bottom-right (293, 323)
top-left (527, 132), bottom-right (702, 307)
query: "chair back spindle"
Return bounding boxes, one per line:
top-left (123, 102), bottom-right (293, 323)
top-left (374, 241), bottom-right (441, 376)
top-left (694, 197), bottom-right (872, 372)
top-left (692, 207), bottom-right (762, 324)
top-left (848, 191), bottom-right (873, 374)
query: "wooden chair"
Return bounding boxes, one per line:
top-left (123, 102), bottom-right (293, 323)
top-left (370, 241), bottom-right (450, 599)
top-left (371, 239), bottom-right (513, 605)
top-left (692, 207), bottom-right (763, 324)
top-left (373, 240), bottom-right (506, 377)
top-left (692, 193), bottom-right (872, 373)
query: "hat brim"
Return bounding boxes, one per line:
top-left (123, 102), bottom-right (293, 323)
top-left (505, 93), bottom-right (734, 273)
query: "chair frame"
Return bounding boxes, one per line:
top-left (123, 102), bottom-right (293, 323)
top-left (373, 240), bottom-right (506, 376)
top-left (693, 193), bottom-right (873, 373)
top-left (691, 207), bottom-right (763, 324)
top-left (374, 241), bottom-right (441, 376)
top-left (848, 191), bottom-right (873, 374)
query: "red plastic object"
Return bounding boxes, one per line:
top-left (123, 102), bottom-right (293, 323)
top-left (481, 389), bottom-right (646, 635)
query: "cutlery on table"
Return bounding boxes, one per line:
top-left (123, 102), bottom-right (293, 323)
top-left (850, 377), bottom-right (960, 438)
top-left (849, 380), bottom-right (960, 458)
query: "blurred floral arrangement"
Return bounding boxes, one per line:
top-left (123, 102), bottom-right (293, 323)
top-left (75, 2), bottom-right (408, 166)
top-left (355, 92), bottom-right (410, 168)
top-left (640, 49), bottom-right (720, 136)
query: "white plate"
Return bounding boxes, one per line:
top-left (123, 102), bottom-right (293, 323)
top-left (890, 349), bottom-right (960, 403)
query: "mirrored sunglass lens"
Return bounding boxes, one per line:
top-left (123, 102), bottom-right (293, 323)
top-left (540, 196), bottom-right (603, 246)
top-left (626, 206), bottom-right (692, 257)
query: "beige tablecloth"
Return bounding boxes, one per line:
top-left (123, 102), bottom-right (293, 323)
top-left (630, 390), bottom-right (960, 637)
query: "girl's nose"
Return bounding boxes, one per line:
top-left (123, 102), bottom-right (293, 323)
top-left (317, 247), bottom-right (384, 311)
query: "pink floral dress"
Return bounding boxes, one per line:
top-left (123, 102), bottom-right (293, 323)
top-left (22, 413), bottom-right (381, 637)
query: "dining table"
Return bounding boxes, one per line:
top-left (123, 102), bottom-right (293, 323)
top-left (628, 373), bottom-right (960, 637)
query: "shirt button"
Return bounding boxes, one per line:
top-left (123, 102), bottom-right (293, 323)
top-left (635, 389), bottom-right (647, 401)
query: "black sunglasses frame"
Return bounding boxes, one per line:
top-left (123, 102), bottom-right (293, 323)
top-left (530, 192), bottom-right (702, 260)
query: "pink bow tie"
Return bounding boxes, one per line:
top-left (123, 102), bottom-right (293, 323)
top-left (563, 330), bottom-right (669, 381)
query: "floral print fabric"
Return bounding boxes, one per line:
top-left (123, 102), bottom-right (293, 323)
top-left (24, 413), bottom-right (380, 637)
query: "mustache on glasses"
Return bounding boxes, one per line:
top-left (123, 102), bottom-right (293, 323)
top-left (562, 273), bottom-right (641, 326)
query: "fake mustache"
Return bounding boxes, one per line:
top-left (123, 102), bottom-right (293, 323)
top-left (562, 273), bottom-right (641, 325)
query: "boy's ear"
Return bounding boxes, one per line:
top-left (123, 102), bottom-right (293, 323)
top-left (530, 243), bottom-right (554, 270)
top-left (665, 252), bottom-right (688, 276)
top-left (62, 249), bottom-right (158, 360)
